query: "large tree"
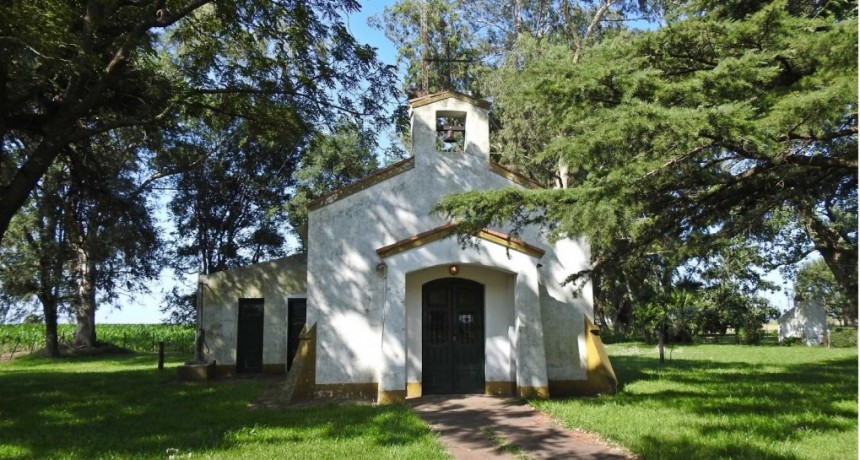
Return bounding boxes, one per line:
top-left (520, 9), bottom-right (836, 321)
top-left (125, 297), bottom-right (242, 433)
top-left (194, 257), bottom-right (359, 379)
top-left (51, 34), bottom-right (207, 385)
top-left (167, 112), bottom-right (300, 276)
top-left (64, 131), bottom-right (161, 348)
top-left (286, 119), bottom-right (382, 248)
top-left (794, 258), bottom-right (856, 326)
top-left (436, 1), bottom-right (857, 302)
top-left (0, 135), bottom-right (161, 350)
top-left (0, 0), bottom-right (396, 246)
top-left (2, 1), bottom-right (397, 348)
top-left (0, 166), bottom-right (72, 356)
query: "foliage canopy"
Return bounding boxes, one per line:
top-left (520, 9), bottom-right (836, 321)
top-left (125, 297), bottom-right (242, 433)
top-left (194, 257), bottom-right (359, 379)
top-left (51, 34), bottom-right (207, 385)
top-left (436, 0), bottom-right (857, 306)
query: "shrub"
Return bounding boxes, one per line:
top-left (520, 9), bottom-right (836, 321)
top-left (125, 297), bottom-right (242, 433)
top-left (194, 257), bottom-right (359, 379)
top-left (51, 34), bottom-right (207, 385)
top-left (739, 326), bottom-right (763, 344)
top-left (830, 327), bottom-right (858, 348)
top-left (780, 336), bottom-right (802, 346)
top-left (599, 329), bottom-right (640, 344)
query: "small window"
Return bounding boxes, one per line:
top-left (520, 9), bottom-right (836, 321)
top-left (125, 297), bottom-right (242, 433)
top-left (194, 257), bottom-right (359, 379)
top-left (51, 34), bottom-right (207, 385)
top-left (436, 111), bottom-right (466, 152)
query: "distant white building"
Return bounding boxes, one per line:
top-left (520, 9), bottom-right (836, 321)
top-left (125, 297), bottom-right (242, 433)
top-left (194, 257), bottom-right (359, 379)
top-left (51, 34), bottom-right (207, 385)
top-left (198, 91), bottom-right (617, 402)
top-left (778, 299), bottom-right (828, 346)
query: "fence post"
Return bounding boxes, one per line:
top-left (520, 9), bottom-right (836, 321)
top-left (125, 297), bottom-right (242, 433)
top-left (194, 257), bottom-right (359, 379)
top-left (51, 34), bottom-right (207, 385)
top-left (158, 341), bottom-right (165, 370)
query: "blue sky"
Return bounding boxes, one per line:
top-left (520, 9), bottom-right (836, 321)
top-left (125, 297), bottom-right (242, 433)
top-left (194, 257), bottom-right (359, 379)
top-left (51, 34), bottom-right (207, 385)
top-left (348, 2), bottom-right (399, 65)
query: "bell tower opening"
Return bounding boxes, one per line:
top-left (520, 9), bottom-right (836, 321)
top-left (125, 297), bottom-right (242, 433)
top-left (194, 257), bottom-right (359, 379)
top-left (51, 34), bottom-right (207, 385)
top-left (436, 111), bottom-right (466, 152)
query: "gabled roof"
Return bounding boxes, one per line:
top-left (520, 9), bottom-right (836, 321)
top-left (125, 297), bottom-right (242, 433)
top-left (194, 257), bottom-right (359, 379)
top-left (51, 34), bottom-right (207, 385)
top-left (307, 157), bottom-right (415, 211)
top-left (409, 90), bottom-right (491, 110)
top-left (376, 222), bottom-right (545, 259)
top-left (201, 252), bottom-right (307, 281)
top-left (489, 162), bottom-right (545, 189)
top-left (304, 155), bottom-right (541, 212)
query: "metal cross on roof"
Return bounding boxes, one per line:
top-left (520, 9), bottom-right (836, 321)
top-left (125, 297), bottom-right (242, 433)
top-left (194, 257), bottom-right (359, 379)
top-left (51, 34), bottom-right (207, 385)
top-left (420, 16), bottom-right (473, 95)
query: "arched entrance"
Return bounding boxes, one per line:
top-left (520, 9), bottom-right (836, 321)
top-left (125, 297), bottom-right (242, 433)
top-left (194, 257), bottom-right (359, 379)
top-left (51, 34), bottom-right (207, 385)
top-left (422, 278), bottom-right (485, 394)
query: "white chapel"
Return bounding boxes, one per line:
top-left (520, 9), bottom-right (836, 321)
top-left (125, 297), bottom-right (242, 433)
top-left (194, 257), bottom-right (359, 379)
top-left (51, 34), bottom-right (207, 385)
top-left (197, 91), bottom-right (617, 403)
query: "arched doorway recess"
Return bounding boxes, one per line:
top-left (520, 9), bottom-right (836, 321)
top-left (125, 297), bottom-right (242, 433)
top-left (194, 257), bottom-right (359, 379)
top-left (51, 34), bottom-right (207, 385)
top-left (422, 277), bottom-right (485, 394)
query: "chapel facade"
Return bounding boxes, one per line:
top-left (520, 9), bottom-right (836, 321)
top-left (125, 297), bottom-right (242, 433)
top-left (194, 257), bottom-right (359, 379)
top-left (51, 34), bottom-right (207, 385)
top-left (198, 91), bottom-right (616, 402)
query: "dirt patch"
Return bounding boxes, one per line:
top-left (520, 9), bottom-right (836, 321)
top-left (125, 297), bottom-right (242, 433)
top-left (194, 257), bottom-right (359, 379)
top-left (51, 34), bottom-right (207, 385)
top-left (249, 382), bottom-right (376, 411)
top-left (1, 350), bottom-right (29, 361)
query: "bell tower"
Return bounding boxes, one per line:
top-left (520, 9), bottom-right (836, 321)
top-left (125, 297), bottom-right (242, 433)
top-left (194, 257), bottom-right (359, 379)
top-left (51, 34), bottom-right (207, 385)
top-left (409, 91), bottom-right (491, 167)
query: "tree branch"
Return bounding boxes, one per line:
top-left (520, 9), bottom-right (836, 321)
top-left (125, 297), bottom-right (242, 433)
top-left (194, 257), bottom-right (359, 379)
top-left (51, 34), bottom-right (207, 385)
top-left (702, 132), bottom-right (858, 170)
top-left (151, 0), bottom-right (213, 29)
top-left (574, 0), bottom-right (617, 63)
top-left (192, 87), bottom-right (370, 116)
top-left (642, 145), bottom-right (708, 178)
top-left (783, 126), bottom-right (858, 143)
top-left (781, 153), bottom-right (858, 169)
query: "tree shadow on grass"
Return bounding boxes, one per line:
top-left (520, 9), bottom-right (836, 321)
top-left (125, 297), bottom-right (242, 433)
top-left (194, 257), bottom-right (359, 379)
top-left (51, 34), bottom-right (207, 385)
top-left (0, 356), bottom-right (442, 459)
top-left (553, 350), bottom-right (857, 460)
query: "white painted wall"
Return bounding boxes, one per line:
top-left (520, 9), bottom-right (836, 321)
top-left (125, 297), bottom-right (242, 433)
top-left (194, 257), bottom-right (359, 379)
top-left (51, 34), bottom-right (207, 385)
top-left (200, 254), bottom-right (307, 366)
top-left (539, 238), bottom-right (591, 381)
top-left (778, 299), bottom-right (829, 346)
top-left (305, 93), bottom-right (593, 390)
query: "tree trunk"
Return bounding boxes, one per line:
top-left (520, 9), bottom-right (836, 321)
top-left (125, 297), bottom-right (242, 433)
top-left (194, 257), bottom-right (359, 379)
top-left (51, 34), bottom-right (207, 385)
top-left (73, 240), bottom-right (98, 348)
top-left (796, 201), bottom-right (858, 322)
top-left (0, 141), bottom-right (64, 246)
top-left (592, 273), bottom-right (608, 327)
top-left (35, 194), bottom-right (63, 357)
top-left (819, 246), bottom-right (858, 327)
top-left (40, 294), bottom-right (60, 357)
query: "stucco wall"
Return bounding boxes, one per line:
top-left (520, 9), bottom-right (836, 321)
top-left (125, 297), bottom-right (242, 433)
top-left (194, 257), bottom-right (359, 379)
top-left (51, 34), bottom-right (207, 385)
top-left (308, 98), bottom-right (518, 386)
top-left (200, 254), bottom-right (307, 366)
top-left (306, 93), bottom-right (594, 389)
top-left (540, 238), bottom-right (591, 381)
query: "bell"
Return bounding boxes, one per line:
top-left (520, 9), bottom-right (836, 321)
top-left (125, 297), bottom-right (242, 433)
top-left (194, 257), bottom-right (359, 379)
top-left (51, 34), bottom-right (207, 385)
top-left (439, 124), bottom-right (464, 143)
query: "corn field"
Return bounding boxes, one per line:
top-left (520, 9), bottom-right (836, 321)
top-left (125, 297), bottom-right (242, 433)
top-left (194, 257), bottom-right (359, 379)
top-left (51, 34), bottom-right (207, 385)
top-left (0, 324), bottom-right (195, 356)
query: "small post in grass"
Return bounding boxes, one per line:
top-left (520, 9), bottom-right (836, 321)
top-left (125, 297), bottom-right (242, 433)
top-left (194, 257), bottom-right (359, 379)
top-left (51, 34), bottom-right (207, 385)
top-left (158, 341), bottom-right (165, 370)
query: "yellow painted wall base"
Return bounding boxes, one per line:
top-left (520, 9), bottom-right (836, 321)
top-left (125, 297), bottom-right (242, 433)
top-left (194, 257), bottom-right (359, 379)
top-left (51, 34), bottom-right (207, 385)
top-left (406, 381), bottom-right (515, 398)
top-left (262, 363), bottom-right (287, 374)
top-left (281, 324), bottom-right (317, 404)
top-left (485, 381), bottom-right (516, 396)
top-left (576, 317), bottom-right (618, 396)
top-left (378, 390), bottom-right (407, 405)
top-left (406, 382), bottom-right (422, 398)
top-left (278, 317), bottom-right (615, 404)
top-left (517, 385), bottom-right (550, 399)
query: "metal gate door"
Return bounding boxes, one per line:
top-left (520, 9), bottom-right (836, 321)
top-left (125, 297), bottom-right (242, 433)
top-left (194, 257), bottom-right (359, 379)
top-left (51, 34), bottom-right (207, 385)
top-left (422, 278), bottom-right (485, 394)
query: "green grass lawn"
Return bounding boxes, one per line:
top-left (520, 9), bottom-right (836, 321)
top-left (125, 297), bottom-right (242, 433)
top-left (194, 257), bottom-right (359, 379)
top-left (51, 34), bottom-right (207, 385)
top-left (0, 353), bottom-right (449, 460)
top-left (533, 343), bottom-right (858, 460)
top-left (2, 344), bottom-right (855, 460)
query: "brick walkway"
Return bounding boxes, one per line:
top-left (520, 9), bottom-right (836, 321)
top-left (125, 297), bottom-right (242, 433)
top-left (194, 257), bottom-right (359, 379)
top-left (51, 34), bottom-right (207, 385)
top-left (410, 395), bottom-right (637, 460)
